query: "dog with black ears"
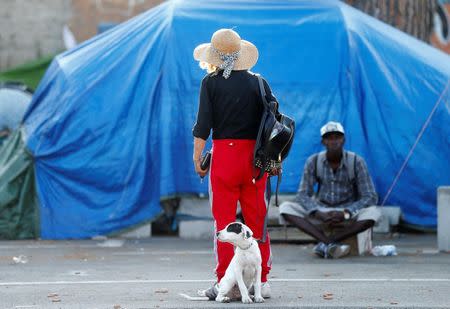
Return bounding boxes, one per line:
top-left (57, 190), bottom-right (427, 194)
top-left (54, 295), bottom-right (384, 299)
top-left (213, 222), bottom-right (264, 304)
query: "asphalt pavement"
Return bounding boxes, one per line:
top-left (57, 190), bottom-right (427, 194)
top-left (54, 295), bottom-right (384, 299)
top-left (1, 233), bottom-right (449, 309)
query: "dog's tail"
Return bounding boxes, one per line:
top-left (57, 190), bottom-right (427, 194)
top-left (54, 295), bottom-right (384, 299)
top-left (179, 292), bottom-right (209, 301)
top-left (197, 289), bottom-right (208, 297)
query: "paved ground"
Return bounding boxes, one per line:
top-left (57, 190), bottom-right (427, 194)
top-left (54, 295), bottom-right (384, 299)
top-left (1, 233), bottom-right (449, 309)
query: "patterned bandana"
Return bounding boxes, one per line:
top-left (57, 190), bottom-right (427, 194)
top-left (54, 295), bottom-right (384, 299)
top-left (211, 46), bottom-right (241, 79)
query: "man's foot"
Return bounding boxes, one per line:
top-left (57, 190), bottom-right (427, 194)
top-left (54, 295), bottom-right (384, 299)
top-left (249, 281), bottom-right (271, 298)
top-left (198, 283), bottom-right (218, 300)
top-left (313, 242), bottom-right (350, 259)
top-left (326, 243), bottom-right (350, 259)
top-left (313, 242), bottom-right (328, 258)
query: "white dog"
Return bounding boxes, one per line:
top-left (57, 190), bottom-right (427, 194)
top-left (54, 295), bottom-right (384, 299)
top-left (215, 222), bottom-right (264, 304)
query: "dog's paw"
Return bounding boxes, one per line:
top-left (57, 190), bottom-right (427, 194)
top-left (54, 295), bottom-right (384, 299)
top-left (241, 295), bottom-right (253, 304)
top-left (216, 296), bottom-right (231, 303)
top-left (254, 296), bottom-right (265, 303)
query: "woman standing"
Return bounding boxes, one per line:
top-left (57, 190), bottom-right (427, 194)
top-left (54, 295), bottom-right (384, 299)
top-left (192, 28), bottom-right (277, 299)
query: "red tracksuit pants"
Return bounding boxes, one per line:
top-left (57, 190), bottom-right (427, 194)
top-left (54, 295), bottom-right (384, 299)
top-left (209, 139), bottom-right (272, 283)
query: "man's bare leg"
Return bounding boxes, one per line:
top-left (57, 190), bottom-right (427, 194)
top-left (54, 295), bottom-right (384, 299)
top-left (282, 214), bottom-right (332, 244)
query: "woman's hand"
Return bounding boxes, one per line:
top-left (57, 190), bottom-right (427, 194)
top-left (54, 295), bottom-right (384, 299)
top-left (194, 159), bottom-right (209, 178)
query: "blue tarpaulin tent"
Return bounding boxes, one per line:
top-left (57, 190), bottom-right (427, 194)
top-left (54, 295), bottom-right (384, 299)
top-left (17, 0), bottom-right (450, 238)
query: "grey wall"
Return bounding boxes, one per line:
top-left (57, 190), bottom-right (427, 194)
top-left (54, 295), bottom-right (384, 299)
top-left (0, 0), bottom-right (71, 71)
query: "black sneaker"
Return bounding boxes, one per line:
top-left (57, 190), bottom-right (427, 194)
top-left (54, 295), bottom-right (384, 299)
top-left (204, 283), bottom-right (219, 300)
top-left (313, 242), bottom-right (327, 258)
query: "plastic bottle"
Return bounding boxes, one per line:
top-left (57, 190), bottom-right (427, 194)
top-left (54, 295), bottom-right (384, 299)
top-left (371, 245), bottom-right (397, 256)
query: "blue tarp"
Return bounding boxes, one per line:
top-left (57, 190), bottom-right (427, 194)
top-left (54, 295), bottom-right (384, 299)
top-left (23, 0), bottom-right (450, 239)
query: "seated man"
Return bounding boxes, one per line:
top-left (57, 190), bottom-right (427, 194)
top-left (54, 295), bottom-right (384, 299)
top-left (279, 121), bottom-right (381, 259)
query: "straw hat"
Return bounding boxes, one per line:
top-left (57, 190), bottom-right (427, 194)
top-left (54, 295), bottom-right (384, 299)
top-left (193, 29), bottom-right (258, 72)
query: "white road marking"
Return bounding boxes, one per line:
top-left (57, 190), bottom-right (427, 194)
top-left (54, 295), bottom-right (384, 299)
top-left (178, 293), bottom-right (209, 301)
top-left (112, 251), bottom-right (211, 255)
top-left (0, 245), bottom-right (99, 249)
top-left (1, 278), bottom-right (449, 286)
top-left (0, 245), bottom-right (212, 255)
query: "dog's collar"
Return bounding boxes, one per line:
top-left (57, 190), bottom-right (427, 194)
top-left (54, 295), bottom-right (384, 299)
top-left (238, 241), bottom-right (253, 250)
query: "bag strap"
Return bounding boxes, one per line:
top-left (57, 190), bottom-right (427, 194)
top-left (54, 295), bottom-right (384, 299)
top-left (256, 74), bottom-right (270, 108)
top-left (275, 173), bottom-right (281, 206)
top-left (252, 75), bottom-right (269, 181)
top-left (260, 176), bottom-right (271, 243)
top-left (315, 151), bottom-right (326, 192)
top-left (345, 151), bottom-right (356, 183)
top-left (345, 151), bottom-right (359, 199)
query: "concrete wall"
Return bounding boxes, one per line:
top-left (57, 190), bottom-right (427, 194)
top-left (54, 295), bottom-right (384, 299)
top-left (0, 0), bottom-right (71, 71)
top-left (0, 0), bottom-right (164, 72)
top-left (69, 0), bottom-right (164, 43)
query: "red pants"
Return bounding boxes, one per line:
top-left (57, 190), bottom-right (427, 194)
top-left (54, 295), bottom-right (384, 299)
top-left (209, 139), bottom-right (272, 283)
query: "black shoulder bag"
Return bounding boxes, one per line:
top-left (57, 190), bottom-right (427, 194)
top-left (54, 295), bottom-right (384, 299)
top-left (253, 75), bottom-right (295, 205)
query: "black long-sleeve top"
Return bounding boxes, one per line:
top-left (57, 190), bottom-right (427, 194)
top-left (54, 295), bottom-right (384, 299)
top-left (192, 70), bottom-right (278, 140)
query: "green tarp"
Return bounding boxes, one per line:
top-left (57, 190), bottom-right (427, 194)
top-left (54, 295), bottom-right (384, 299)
top-left (0, 55), bottom-right (54, 90)
top-left (0, 129), bottom-right (39, 239)
top-left (0, 55), bottom-right (51, 239)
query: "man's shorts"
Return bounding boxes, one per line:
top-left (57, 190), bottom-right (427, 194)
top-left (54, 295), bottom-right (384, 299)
top-left (278, 201), bottom-right (382, 225)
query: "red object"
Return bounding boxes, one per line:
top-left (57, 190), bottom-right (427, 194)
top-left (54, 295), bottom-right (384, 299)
top-left (210, 139), bottom-right (272, 282)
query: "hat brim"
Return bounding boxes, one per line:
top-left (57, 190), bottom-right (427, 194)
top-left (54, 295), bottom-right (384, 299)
top-left (322, 131), bottom-right (345, 138)
top-left (193, 40), bottom-right (258, 70)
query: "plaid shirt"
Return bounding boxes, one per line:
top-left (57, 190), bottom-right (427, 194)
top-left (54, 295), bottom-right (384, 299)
top-left (295, 151), bottom-right (378, 216)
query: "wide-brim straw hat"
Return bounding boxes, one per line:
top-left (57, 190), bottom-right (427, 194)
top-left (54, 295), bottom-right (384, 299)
top-left (193, 28), bottom-right (258, 71)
